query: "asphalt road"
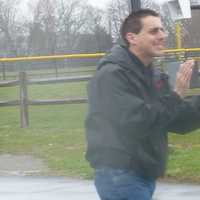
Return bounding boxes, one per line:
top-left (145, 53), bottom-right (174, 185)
top-left (0, 176), bottom-right (200, 200)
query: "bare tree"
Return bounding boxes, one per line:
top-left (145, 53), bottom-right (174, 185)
top-left (0, 0), bottom-right (21, 56)
top-left (80, 5), bottom-right (112, 52)
top-left (56, 0), bottom-right (90, 53)
top-left (107, 0), bottom-right (129, 41)
top-left (182, 10), bottom-right (200, 48)
top-left (27, 0), bottom-right (56, 55)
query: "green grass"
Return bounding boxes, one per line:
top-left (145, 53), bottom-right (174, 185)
top-left (29, 82), bottom-right (88, 99)
top-left (0, 81), bottom-right (87, 100)
top-left (1, 82), bottom-right (200, 182)
top-left (0, 80), bottom-right (94, 179)
top-left (167, 131), bottom-right (200, 183)
top-left (1, 66), bottom-right (96, 80)
top-left (0, 86), bottom-right (19, 100)
top-left (0, 104), bottom-right (94, 179)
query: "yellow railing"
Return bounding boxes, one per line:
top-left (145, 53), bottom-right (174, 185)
top-left (0, 53), bottom-right (106, 62)
top-left (0, 48), bottom-right (200, 63)
top-left (164, 48), bottom-right (200, 61)
top-left (164, 48), bottom-right (200, 53)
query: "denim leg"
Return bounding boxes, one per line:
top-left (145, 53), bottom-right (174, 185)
top-left (94, 168), bottom-right (156, 200)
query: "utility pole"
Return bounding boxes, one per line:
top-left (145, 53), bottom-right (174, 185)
top-left (175, 0), bottom-right (200, 49)
top-left (130, 0), bottom-right (141, 12)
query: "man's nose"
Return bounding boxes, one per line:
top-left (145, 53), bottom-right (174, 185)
top-left (158, 29), bottom-right (167, 39)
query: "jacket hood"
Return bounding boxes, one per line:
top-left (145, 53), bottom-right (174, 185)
top-left (97, 45), bottom-right (150, 84)
top-left (97, 45), bottom-right (136, 71)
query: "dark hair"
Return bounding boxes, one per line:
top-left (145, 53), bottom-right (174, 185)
top-left (120, 9), bottom-right (159, 46)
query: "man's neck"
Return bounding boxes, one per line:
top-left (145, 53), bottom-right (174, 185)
top-left (128, 46), bottom-right (153, 67)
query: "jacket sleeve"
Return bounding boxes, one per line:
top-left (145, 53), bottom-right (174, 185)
top-left (95, 66), bottom-right (200, 139)
top-left (166, 95), bottom-right (200, 134)
top-left (154, 70), bottom-right (200, 134)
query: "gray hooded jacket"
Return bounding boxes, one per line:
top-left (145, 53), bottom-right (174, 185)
top-left (85, 45), bottom-right (200, 179)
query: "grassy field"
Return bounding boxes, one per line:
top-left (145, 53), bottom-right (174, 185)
top-left (0, 104), bottom-right (93, 178)
top-left (0, 81), bottom-right (93, 178)
top-left (1, 80), bottom-right (200, 182)
top-left (167, 131), bottom-right (200, 183)
top-left (0, 66), bottom-right (96, 80)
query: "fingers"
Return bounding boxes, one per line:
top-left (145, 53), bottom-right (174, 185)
top-left (178, 59), bottom-right (194, 82)
top-left (179, 59), bottom-right (194, 75)
top-left (174, 59), bottom-right (195, 97)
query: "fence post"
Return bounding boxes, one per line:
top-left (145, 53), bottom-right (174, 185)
top-left (19, 71), bottom-right (29, 128)
top-left (1, 63), bottom-right (6, 80)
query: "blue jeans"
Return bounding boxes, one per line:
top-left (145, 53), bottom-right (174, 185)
top-left (94, 168), bottom-right (156, 200)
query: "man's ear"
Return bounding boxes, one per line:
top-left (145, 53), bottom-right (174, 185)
top-left (126, 32), bottom-right (137, 45)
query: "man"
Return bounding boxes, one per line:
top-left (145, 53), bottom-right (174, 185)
top-left (85, 9), bottom-right (200, 200)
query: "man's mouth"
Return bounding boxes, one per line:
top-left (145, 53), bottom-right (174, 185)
top-left (156, 44), bottom-right (165, 50)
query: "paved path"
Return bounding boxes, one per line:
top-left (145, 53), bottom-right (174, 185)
top-left (0, 154), bottom-right (200, 199)
top-left (0, 176), bottom-right (200, 200)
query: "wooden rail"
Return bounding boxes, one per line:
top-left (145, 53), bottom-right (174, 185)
top-left (0, 72), bottom-right (92, 128)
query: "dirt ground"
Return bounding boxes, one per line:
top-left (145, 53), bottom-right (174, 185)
top-left (0, 154), bottom-right (50, 176)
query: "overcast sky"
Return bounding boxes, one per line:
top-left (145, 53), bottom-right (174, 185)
top-left (21, 0), bottom-right (169, 12)
top-left (87, 0), bottom-right (110, 9)
top-left (87, 0), bottom-right (168, 9)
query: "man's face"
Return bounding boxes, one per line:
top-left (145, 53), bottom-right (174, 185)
top-left (128, 16), bottom-right (167, 60)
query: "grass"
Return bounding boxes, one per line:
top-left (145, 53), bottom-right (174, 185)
top-left (0, 66), bottom-right (96, 80)
top-left (0, 104), bottom-right (94, 179)
top-left (167, 131), bottom-right (200, 183)
top-left (0, 81), bottom-right (88, 100)
top-left (0, 80), bottom-right (94, 179)
top-left (1, 80), bottom-right (200, 182)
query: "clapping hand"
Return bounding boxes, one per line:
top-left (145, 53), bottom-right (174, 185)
top-left (174, 59), bottom-right (194, 97)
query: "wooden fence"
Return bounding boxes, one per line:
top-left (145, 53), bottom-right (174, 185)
top-left (0, 71), bottom-right (92, 128)
top-left (1, 48), bottom-right (200, 128)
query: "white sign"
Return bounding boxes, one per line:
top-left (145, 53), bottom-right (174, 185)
top-left (167, 0), bottom-right (191, 20)
top-left (191, 0), bottom-right (200, 6)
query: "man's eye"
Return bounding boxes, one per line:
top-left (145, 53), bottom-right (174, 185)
top-left (160, 28), bottom-right (165, 33)
top-left (150, 28), bottom-right (165, 34)
top-left (150, 29), bottom-right (158, 34)
top-left (151, 30), bottom-right (157, 33)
